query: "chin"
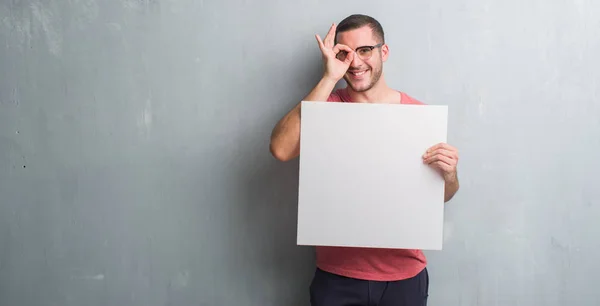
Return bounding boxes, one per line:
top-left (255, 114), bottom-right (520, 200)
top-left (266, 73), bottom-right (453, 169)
top-left (346, 80), bottom-right (373, 92)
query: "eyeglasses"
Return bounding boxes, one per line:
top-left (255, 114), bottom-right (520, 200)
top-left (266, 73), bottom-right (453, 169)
top-left (336, 43), bottom-right (383, 61)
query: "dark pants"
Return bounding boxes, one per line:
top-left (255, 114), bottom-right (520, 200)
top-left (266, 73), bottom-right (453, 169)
top-left (309, 267), bottom-right (429, 306)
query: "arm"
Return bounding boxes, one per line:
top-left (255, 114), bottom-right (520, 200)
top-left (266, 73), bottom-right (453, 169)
top-left (444, 172), bottom-right (459, 202)
top-left (269, 23), bottom-right (354, 162)
top-left (422, 143), bottom-right (460, 202)
top-left (269, 77), bottom-right (337, 161)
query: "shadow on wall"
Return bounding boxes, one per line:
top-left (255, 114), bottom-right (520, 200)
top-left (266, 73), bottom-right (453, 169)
top-left (225, 57), bottom-right (325, 304)
top-left (231, 130), bottom-right (315, 304)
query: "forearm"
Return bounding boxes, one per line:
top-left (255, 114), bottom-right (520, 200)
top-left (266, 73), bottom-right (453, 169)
top-left (269, 104), bottom-right (301, 161)
top-left (269, 77), bottom-right (337, 161)
top-left (444, 174), bottom-right (459, 202)
top-left (304, 76), bottom-right (338, 102)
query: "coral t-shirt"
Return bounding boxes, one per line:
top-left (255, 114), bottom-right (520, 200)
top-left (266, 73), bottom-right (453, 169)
top-left (316, 87), bottom-right (428, 281)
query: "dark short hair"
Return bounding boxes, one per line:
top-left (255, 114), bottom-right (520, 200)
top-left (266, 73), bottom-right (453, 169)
top-left (335, 14), bottom-right (385, 44)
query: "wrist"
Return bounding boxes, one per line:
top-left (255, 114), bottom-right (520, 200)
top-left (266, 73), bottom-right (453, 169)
top-left (321, 74), bottom-right (340, 86)
top-left (444, 172), bottom-right (458, 184)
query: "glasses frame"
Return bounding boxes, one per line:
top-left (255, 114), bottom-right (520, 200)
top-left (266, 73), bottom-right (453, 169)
top-left (336, 43), bottom-right (384, 61)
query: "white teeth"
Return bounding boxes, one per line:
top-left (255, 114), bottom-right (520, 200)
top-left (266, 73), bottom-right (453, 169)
top-left (352, 71), bottom-right (366, 76)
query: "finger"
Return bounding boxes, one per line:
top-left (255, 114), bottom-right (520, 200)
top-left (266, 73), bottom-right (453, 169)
top-left (315, 34), bottom-right (325, 52)
top-left (332, 43), bottom-right (353, 54)
top-left (423, 149), bottom-right (458, 161)
top-left (344, 50), bottom-right (355, 64)
top-left (331, 44), bottom-right (354, 63)
top-left (424, 153), bottom-right (455, 166)
top-left (431, 161), bottom-right (454, 174)
top-left (426, 143), bottom-right (446, 152)
top-left (426, 143), bottom-right (456, 153)
top-left (426, 155), bottom-right (454, 170)
top-left (324, 23), bottom-right (336, 47)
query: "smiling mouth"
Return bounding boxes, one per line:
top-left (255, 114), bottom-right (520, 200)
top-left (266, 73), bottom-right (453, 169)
top-left (348, 69), bottom-right (368, 78)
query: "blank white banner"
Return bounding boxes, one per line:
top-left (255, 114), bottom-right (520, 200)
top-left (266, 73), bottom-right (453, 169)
top-left (297, 101), bottom-right (448, 250)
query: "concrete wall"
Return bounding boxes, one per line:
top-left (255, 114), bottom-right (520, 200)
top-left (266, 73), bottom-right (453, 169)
top-left (1, 0), bottom-right (599, 305)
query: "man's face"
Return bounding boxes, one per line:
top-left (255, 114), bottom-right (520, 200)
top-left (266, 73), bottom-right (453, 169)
top-left (335, 26), bottom-right (388, 92)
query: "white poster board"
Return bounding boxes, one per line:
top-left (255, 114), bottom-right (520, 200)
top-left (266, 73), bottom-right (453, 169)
top-left (297, 101), bottom-right (448, 250)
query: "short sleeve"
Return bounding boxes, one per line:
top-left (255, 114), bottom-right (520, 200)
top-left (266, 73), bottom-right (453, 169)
top-left (327, 91), bottom-right (343, 102)
top-left (400, 92), bottom-right (426, 105)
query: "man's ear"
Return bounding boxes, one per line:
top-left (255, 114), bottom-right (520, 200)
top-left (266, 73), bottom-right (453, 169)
top-left (381, 44), bottom-right (389, 62)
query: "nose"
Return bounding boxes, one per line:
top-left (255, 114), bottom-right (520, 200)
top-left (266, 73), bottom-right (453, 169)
top-left (350, 52), bottom-right (364, 68)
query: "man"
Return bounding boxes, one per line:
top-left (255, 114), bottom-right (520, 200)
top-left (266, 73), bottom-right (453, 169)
top-left (269, 14), bottom-right (459, 306)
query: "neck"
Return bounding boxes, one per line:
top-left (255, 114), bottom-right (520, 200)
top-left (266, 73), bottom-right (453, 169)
top-left (346, 76), bottom-right (396, 103)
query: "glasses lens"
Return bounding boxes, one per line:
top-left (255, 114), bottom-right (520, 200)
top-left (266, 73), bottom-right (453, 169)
top-left (357, 47), bottom-right (372, 59)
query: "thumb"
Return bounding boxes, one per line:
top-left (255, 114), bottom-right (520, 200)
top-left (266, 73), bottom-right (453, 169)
top-left (344, 51), bottom-right (355, 65)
